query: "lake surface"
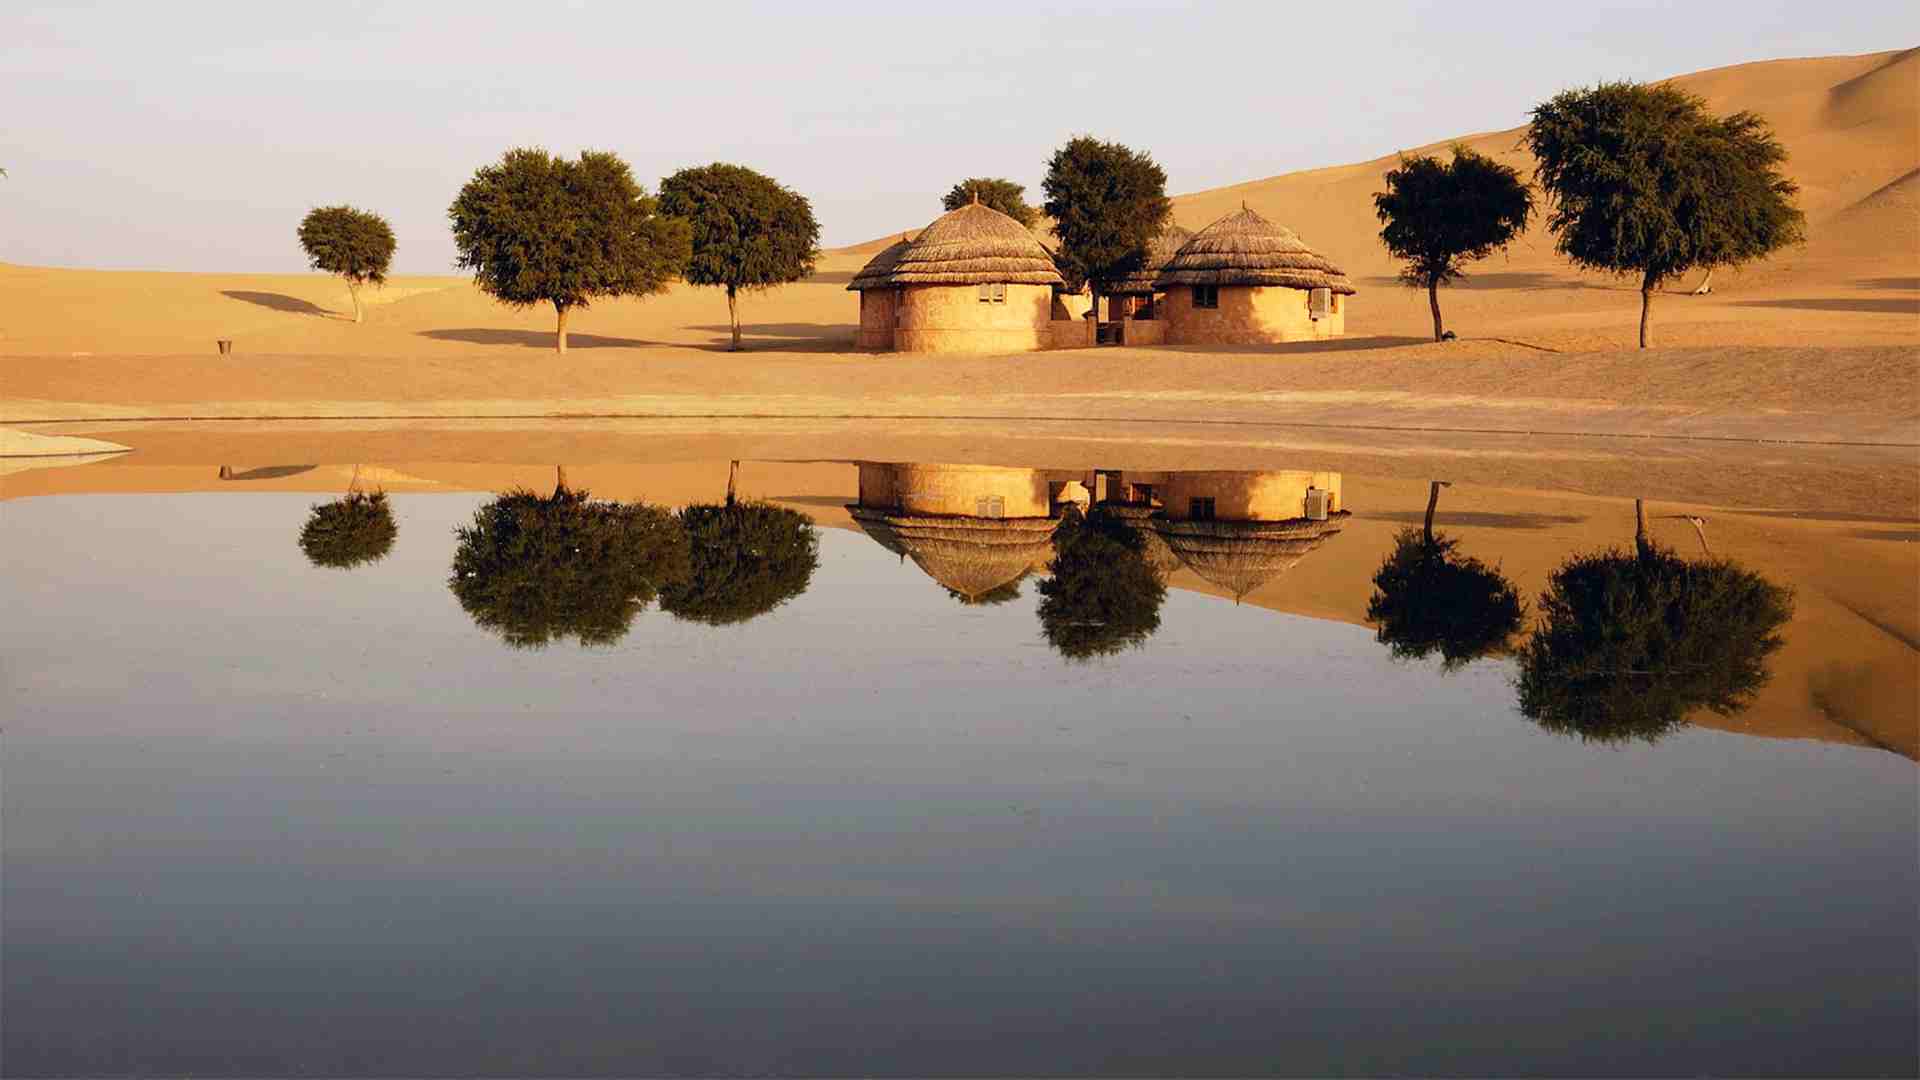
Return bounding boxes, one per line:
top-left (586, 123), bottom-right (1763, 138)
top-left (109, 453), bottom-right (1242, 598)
top-left (2, 485), bottom-right (1914, 1077)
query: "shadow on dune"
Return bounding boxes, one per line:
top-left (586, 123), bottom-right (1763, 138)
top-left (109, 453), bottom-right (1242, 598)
top-left (1357, 273), bottom-right (1607, 292)
top-left (1366, 510), bottom-right (1586, 530)
top-left (804, 270), bottom-right (855, 285)
top-left (1731, 298), bottom-right (1920, 314)
top-left (418, 328), bottom-right (664, 349)
top-left (221, 290), bottom-right (339, 317)
top-left (1854, 276), bottom-right (1919, 291)
top-left (689, 323), bottom-right (856, 352)
top-left (220, 464), bottom-right (318, 481)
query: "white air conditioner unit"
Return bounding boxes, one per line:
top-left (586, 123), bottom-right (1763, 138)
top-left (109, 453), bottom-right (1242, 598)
top-left (1309, 288), bottom-right (1330, 321)
top-left (1305, 487), bottom-right (1331, 521)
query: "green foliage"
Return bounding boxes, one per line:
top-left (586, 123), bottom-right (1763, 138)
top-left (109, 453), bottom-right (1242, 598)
top-left (1037, 506), bottom-right (1167, 661)
top-left (660, 501), bottom-right (820, 626)
top-left (297, 205), bottom-right (396, 286)
top-left (658, 163), bottom-right (820, 295)
top-left (1525, 83), bottom-right (1804, 289)
top-left (298, 491), bottom-right (397, 569)
top-left (1374, 145), bottom-right (1533, 288)
top-left (1517, 544), bottom-right (1794, 744)
top-left (448, 148), bottom-right (691, 313)
top-left (1366, 528), bottom-right (1524, 671)
top-left (449, 488), bottom-right (690, 649)
top-left (1041, 136), bottom-right (1171, 297)
top-left (942, 178), bottom-right (1039, 228)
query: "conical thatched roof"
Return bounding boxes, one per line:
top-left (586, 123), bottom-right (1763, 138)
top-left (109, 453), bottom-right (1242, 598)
top-left (847, 234), bottom-right (914, 292)
top-left (847, 506), bottom-right (1059, 601)
top-left (1154, 512), bottom-right (1350, 601)
top-left (1107, 223), bottom-right (1193, 296)
top-left (1155, 207), bottom-right (1356, 294)
top-left (885, 202), bottom-right (1066, 288)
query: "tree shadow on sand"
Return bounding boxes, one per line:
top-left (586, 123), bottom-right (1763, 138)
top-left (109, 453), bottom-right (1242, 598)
top-left (688, 323), bottom-right (855, 352)
top-left (1855, 276), bottom-right (1919, 291)
top-left (221, 290), bottom-right (340, 318)
top-left (1152, 335), bottom-right (1430, 356)
top-left (1731, 298), bottom-right (1920, 315)
top-left (418, 328), bottom-right (664, 349)
top-left (1368, 510), bottom-right (1585, 531)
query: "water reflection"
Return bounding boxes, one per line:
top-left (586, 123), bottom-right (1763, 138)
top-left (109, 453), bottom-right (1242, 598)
top-left (847, 463), bottom-right (1065, 604)
top-left (661, 483), bottom-right (820, 626)
top-left (447, 476), bottom-right (689, 648)
top-left (297, 490), bottom-right (397, 569)
top-left (1366, 484), bottom-right (1524, 670)
top-left (1516, 503), bottom-right (1795, 744)
top-left (1134, 469), bottom-right (1349, 602)
top-left (1038, 505), bottom-right (1168, 660)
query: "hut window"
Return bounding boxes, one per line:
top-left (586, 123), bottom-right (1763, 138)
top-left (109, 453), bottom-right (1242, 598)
top-left (1189, 496), bottom-right (1216, 521)
top-left (1309, 288), bottom-right (1330, 320)
top-left (977, 283), bottom-right (1007, 304)
top-left (1331, 293), bottom-right (1342, 314)
top-left (975, 495), bottom-right (1005, 518)
top-left (1192, 284), bottom-right (1219, 309)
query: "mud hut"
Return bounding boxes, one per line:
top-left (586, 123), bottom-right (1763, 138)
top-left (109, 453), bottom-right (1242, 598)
top-left (1152, 470), bottom-right (1348, 601)
top-left (1154, 206), bottom-right (1355, 344)
top-left (1106, 223), bottom-right (1192, 321)
top-left (847, 462), bottom-right (1063, 602)
top-left (882, 200), bottom-right (1067, 353)
top-left (847, 234), bottom-right (913, 350)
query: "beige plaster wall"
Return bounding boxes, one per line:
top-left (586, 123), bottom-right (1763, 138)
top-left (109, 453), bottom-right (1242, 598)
top-left (1048, 318), bottom-right (1095, 350)
top-left (1118, 318), bottom-right (1165, 346)
top-left (1158, 470), bottom-right (1343, 520)
top-left (1163, 285), bottom-right (1349, 345)
top-left (856, 288), bottom-right (897, 350)
top-left (895, 283), bottom-right (1053, 353)
top-left (856, 462), bottom-right (1053, 517)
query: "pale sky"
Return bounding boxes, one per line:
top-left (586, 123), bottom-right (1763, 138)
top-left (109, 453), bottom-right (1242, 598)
top-left (1, 1), bottom-right (1910, 272)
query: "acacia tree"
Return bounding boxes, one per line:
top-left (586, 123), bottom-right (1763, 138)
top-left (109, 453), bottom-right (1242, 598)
top-left (657, 163), bottom-right (820, 352)
top-left (1526, 82), bottom-right (1804, 348)
top-left (296, 205), bottom-right (396, 324)
top-left (942, 178), bottom-right (1038, 228)
top-left (1373, 146), bottom-right (1533, 341)
top-left (449, 148), bottom-right (691, 354)
top-left (1042, 137), bottom-right (1171, 322)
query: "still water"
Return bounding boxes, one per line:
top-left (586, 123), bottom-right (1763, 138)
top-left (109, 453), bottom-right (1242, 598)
top-left (2, 482), bottom-right (1914, 1076)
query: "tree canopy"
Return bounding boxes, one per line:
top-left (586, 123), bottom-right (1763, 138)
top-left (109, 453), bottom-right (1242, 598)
top-left (1366, 527), bottom-right (1524, 670)
top-left (1037, 506), bottom-right (1167, 661)
top-left (659, 501), bottom-right (820, 626)
top-left (1373, 145), bottom-right (1533, 341)
top-left (942, 178), bottom-right (1039, 228)
top-left (1525, 82), bottom-right (1804, 347)
top-left (657, 163), bottom-right (820, 351)
top-left (449, 487), bottom-right (690, 649)
top-left (1041, 137), bottom-right (1171, 307)
top-left (298, 491), bottom-right (397, 569)
top-left (296, 205), bottom-right (396, 324)
top-left (449, 148), bottom-right (691, 353)
top-left (1517, 543), bottom-right (1793, 744)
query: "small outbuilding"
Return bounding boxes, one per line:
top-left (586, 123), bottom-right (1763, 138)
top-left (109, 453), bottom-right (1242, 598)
top-left (1154, 206), bottom-right (1356, 345)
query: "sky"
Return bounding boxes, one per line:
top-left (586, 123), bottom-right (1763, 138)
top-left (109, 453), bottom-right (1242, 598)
top-left (1, 1), bottom-right (1910, 273)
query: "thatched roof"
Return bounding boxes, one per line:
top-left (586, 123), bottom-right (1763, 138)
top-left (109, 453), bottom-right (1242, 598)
top-left (848, 506), bottom-right (1058, 601)
top-left (1106, 224), bottom-right (1193, 296)
top-left (1154, 512), bottom-right (1350, 601)
top-left (1101, 503), bottom-right (1182, 574)
top-left (847, 234), bottom-right (914, 292)
top-left (885, 202), bottom-right (1066, 288)
top-left (1154, 206), bottom-right (1356, 294)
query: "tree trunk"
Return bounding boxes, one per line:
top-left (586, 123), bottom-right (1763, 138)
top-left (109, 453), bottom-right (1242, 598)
top-left (1689, 268), bottom-right (1714, 295)
top-left (348, 463), bottom-right (363, 494)
top-left (1427, 276), bottom-right (1443, 341)
top-left (1634, 498), bottom-right (1652, 560)
top-left (554, 302), bottom-right (570, 355)
top-left (554, 465), bottom-right (570, 496)
top-left (1090, 282), bottom-right (1102, 345)
top-left (727, 286), bottom-right (741, 352)
top-left (1423, 480), bottom-right (1450, 545)
top-left (726, 459), bottom-right (740, 506)
top-left (348, 281), bottom-right (363, 324)
top-left (1638, 271), bottom-right (1656, 349)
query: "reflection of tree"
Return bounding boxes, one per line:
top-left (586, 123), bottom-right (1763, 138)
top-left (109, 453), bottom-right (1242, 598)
top-left (1367, 527), bottom-right (1524, 670)
top-left (449, 484), bottom-right (689, 649)
top-left (299, 490), bottom-right (397, 569)
top-left (1517, 502), bottom-right (1793, 744)
top-left (660, 500), bottom-right (819, 626)
top-left (1038, 506), bottom-right (1167, 660)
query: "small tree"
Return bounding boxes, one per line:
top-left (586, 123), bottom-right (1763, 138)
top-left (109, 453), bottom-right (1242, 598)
top-left (942, 178), bottom-right (1038, 228)
top-left (449, 148), bottom-right (691, 354)
top-left (1042, 137), bottom-right (1171, 323)
top-left (1526, 82), bottom-right (1804, 348)
top-left (296, 205), bottom-right (396, 324)
top-left (298, 490), bottom-right (397, 568)
top-left (1037, 506), bottom-right (1167, 661)
top-left (1373, 146), bottom-right (1533, 341)
top-left (661, 501), bottom-right (819, 626)
top-left (1366, 528), bottom-right (1524, 670)
top-left (658, 163), bottom-right (820, 351)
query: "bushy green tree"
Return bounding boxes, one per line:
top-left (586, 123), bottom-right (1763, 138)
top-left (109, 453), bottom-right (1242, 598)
top-left (657, 163), bottom-right (820, 352)
top-left (942, 178), bottom-right (1039, 228)
top-left (1041, 137), bottom-right (1171, 320)
top-left (449, 486), bottom-right (690, 648)
top-left (1366, 528), bottom-right (1524, 670)
top-left (1373, 145), bottom-right (1533, 341)
top-left (296, 205), bottom-right (396, 323)
top-left (449, 148), bottom-right (691, 354)
top-left (1037, 506), bottom-right (1167, 661)
top-left (660, 501), bottom-right (819, 626)
top-left (298, 490), bottom-right (397, 569)
top-left (1526, 82), bottom-right (1804, 348)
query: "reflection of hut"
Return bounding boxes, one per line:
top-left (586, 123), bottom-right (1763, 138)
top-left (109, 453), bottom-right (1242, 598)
top-left (1154, 206), bottom-right (1356, 345)
top-left (1152, 470), bottom-right (1348, 600)
top-left (847, 462), bottom-right (1063, 601)
top-left (881, 200), bottom-right (1068, 354)
top-left (1100, 502), bottom-right (1181, 575)
top-left (1106, 223), bottom-right (1192, 320)
top-left (847, 234), bottom-right (913, 350)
